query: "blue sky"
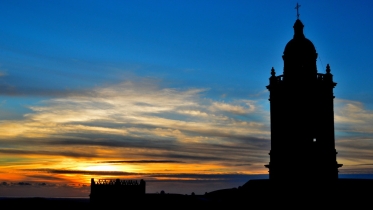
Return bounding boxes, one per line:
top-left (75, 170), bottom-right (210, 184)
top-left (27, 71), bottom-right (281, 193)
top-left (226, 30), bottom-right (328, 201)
top-left (1, 0), bottom-right (373, 196)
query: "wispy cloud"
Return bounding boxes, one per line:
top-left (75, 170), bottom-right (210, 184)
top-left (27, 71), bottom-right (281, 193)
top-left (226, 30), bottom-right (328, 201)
top-left (209, 101), bottom-right (255, 115)
top-left (335, 99), bottom-right (373, 133)
top-left (3, 79), bottom-right (373, 186)
top-left (333, 99), bottom-right (373, 167)
top-left (0, 79), bottom-right (271, 184)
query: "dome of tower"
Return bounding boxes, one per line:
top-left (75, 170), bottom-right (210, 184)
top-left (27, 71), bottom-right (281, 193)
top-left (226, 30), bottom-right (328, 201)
top-left (284, 38), bottom-right (316, 55)
top-left (283, 19), bottom-right (316, 56)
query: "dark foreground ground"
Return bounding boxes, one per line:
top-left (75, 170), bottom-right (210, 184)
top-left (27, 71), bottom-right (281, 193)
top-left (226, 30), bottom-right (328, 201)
top-left (0, 193), bottom-right (370, 209)
top-left (1, 179), bottom-right (373, 209)
top-left (0, 196), bottom-right (216, 209)
top-left (0, 197), bottom-right (90, 209)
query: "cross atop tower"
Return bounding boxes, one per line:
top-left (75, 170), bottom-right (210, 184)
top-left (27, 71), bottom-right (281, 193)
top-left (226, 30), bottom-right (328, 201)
top-left (295, 3), bottom-right (301, 19)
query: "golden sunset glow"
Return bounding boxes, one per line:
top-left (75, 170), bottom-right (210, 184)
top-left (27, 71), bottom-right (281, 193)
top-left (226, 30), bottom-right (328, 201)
top-left (1, 88), bottom-right (373, 193)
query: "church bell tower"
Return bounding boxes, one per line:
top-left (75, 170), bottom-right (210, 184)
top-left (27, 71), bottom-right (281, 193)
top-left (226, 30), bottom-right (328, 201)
top-left (265, 15), bottom-right (342, 181)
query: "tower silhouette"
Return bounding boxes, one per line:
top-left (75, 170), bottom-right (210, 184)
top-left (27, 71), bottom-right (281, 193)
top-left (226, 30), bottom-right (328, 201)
top-left (265, 18), bottom-right (343, 181)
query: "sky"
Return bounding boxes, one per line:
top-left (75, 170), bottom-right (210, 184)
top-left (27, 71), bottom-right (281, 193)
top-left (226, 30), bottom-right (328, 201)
top-left (1, 0), bottom-right (373, 196)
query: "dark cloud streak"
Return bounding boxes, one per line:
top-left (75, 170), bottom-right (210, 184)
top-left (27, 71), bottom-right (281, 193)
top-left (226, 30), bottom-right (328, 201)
top-left (97, 160), bottom-right (184, 164)
top-left (0, 148), bottom-right (98, 158)
top-left (22, 168), bottom-right (267, 181)
top-left (0, 134), bottom-right (270, 164)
